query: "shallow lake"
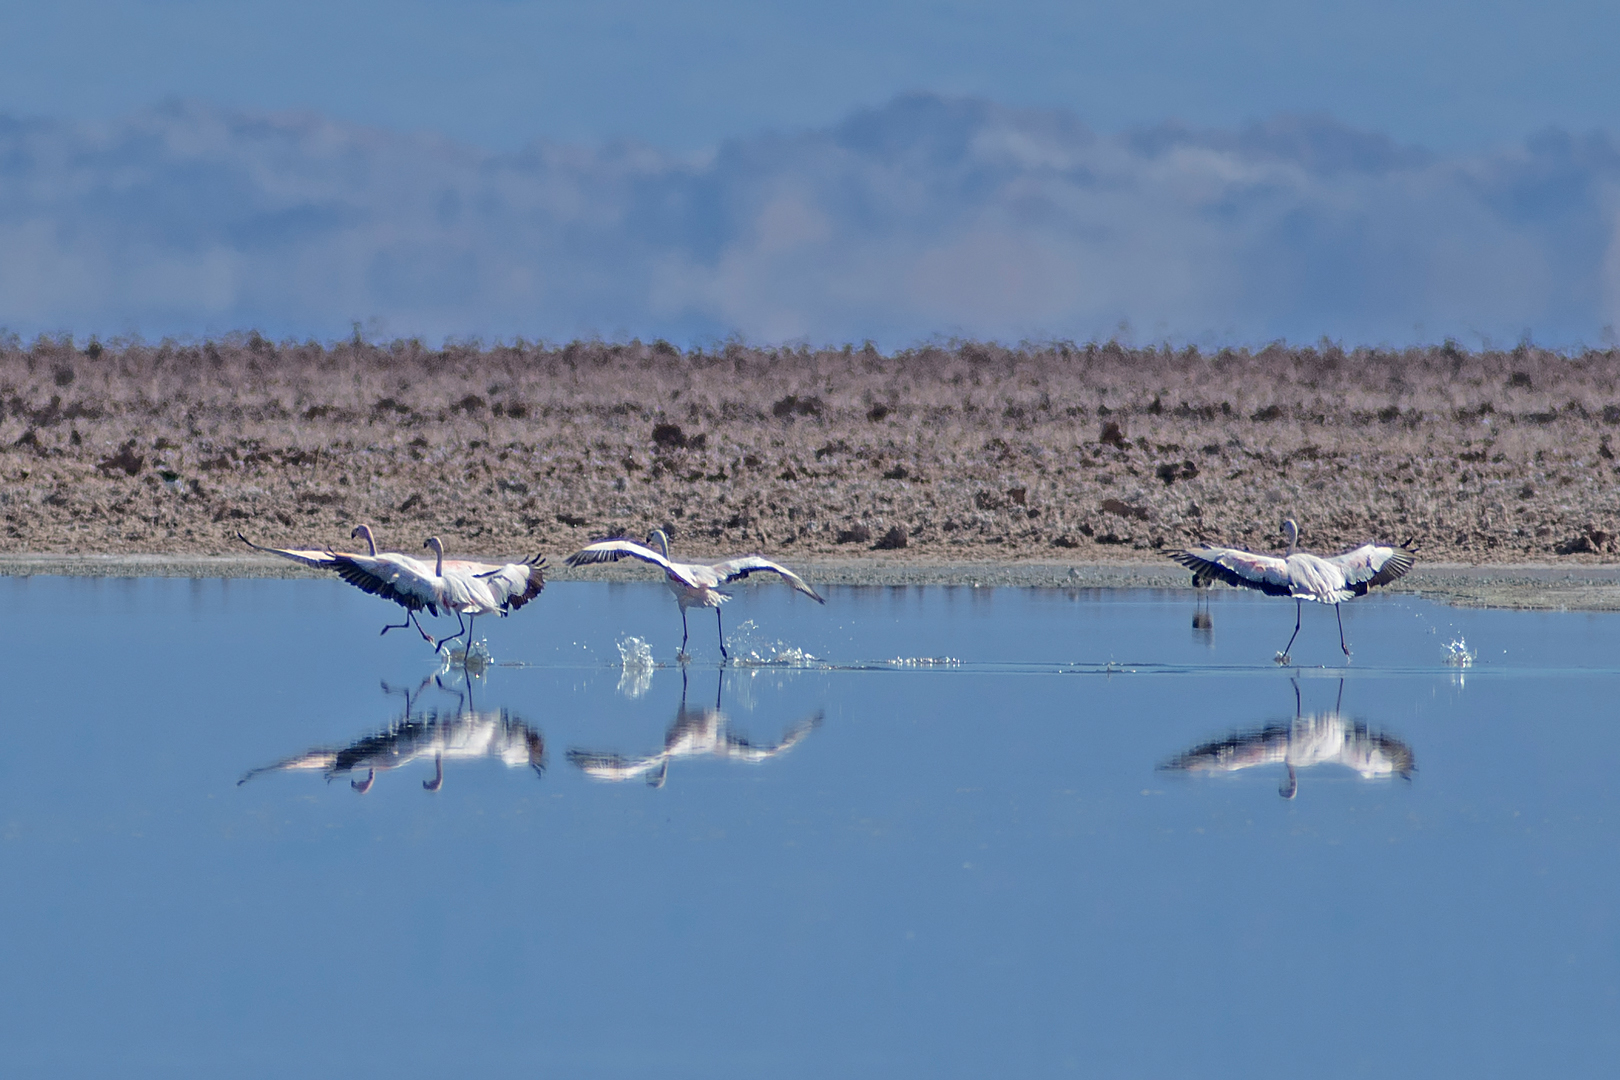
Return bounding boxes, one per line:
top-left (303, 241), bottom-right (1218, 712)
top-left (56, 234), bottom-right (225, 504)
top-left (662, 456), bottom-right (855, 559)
top-left (0, 577), bottom-right (1615, 1077)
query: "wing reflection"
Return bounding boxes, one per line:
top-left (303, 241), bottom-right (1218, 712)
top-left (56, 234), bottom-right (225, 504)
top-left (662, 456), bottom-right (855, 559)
top-left (1160, 679), bottom-right (1414, 798)
top-left (567, 669), bottom-right (820, 787)
top-left (239, 676), bottom-right (545, 793)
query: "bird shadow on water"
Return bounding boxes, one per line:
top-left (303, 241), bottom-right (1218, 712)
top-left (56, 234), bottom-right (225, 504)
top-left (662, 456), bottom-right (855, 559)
top-left (1158, 677), bottom-right (1416, 799)
top-left (237, 671), bottom-right (546, 794)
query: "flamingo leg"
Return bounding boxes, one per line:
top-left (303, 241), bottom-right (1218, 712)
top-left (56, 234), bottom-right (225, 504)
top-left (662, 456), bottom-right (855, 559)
top-left (378, 611), bottom-right (412, 636)
top-left (409, 610), bottom-right (437, 647)
top-left (438, 611), bottom-right (469, 655)
top-left (717, 607), bottom-right (727, 660)
top-left (679, 606), bottom-right (690, 657)
top-left (1278, 600), bottom-right (1302, 662)
top-left (1335, 604), bottom-right (1350, 656)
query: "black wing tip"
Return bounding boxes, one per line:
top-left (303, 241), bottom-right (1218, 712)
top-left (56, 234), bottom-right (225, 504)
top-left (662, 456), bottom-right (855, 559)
top-left (565, 545), bottom-right (632, 568)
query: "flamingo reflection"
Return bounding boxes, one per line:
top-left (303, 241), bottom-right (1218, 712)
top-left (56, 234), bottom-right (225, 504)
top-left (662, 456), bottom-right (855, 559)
top-left (1159, 679), bottom-right (1414, 798)
top-left (567, 670), bottom-right (819, 787)
top-left (239, 676), bottom-right (545, 793)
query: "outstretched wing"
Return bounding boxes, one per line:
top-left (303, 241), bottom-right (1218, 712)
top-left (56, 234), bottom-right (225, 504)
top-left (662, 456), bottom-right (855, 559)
top-left (236, 530), bottom-right (341, 569)
top-left (1169, 547), bottom-right (1294, 597)
top-left (1328, 542), bottom-right (1416, 596)
top-left (564, 539), bottom-right (705, 588)
top-left (328, 553), bottom-right (441, 614)
top-left (708, 556), bottom-right (826, 602)
top-left (471, 554), bottom-right (548, 612)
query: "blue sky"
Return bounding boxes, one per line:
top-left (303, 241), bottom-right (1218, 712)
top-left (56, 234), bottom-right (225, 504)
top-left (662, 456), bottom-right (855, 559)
top-left (1, 2), bottom-right (1617, 346)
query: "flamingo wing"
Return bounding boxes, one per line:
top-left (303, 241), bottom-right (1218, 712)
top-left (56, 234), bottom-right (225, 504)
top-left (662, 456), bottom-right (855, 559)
top-left (236, 530), bottom-right (342, 569)
top-left (707, 556), bottom-right (827, 602)
top-left (564, 539), bottom-right (705, 588)
top-left (1327, 543), bottom-right (1416, 595)
top-left (469, 554), bottom-right (548, 612)
top-left (1169, 547), bottom-right (1294, 597)
top-left (328, 553), bottom-right (442, 615)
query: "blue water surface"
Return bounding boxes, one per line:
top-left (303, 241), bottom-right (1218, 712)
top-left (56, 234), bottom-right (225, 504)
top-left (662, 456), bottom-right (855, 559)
top-left (0, 578), bottom-right (1613, 1078)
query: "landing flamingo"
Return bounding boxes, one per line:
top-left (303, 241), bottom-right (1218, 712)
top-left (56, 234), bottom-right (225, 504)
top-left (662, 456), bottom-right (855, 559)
top-left (1169, 519), bottom-right (1415, 662)
top-left (563, 528), bottom-right (824, 658)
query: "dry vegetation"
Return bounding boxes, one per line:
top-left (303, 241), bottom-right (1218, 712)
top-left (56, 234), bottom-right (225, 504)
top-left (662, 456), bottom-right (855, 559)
top-left (3, 334), bottom-right (1620, 564)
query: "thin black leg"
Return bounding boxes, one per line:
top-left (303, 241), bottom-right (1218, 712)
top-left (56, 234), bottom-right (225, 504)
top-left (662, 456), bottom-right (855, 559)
top-left (679, 607), bottom-right (690, 657)
top-left (438, 611), bottom-right (468, 655)
top-left (717, 607), bottom-right (727, 660)
top-left (1279, 600), bottom-right (1303, 661)
top-left (1335, 604), bottom-right (1350, 656)
top-left (378, 608), bottom-right (412, 635)
top-left (410, 610), bottom-right (436, 646)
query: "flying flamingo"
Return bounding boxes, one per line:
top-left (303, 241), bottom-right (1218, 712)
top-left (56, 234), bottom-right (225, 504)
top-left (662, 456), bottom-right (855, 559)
top-left (239, 527), bottom-right (545, 654)
top-left (238, 525), bottom-right (439, 644)
top-left (351, 525), bottom-right (546, 624)
top-left (563, 528), bottom-right (825, 659)
top-left (330, 536), bottom-right (544, 657)
top-left (1169, 519), bottom-right (1415, 662)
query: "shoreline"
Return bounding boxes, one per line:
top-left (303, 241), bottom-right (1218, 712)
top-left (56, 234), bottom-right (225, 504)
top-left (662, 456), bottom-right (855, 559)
top-left (5, 552), bottom-right (1620, 610)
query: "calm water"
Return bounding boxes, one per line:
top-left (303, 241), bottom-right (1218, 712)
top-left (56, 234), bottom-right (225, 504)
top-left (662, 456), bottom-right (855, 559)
top-left (0, 577), bottom-right (1615, 1077)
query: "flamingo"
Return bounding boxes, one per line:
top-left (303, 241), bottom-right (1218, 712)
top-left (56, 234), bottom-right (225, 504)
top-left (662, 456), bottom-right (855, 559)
top-left (350, 525), bottom-right (546, 623)
top-left (239, 527), bottom-right (545, 654)
top-left (238, 525), bottom-right (439, 644)
top-left (563, 528), bottom-right (825, 658)
top-left (1169, 519), bottom-right (1415, 662)
top-left (330, 536), bottom-right (544, 657)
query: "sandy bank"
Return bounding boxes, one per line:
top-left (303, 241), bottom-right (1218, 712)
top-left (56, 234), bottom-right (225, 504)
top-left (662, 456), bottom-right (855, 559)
top-left (7, 338), bottom-right (1620, 602)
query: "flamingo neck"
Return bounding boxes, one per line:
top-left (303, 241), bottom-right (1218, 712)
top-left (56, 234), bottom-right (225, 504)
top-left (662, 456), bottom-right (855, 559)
top-left (355, 525), bottom-right (377, 556)
top-left (427, 539), bottom-right (443, 576)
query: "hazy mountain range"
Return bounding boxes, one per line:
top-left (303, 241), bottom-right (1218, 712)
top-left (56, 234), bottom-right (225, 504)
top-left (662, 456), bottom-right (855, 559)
top-left (2, 94), bottom-right (1616, 348)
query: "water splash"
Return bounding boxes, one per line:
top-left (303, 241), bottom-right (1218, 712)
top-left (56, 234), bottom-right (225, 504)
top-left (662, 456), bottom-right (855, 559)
top-left (616, 636), bottom-right (656, 698)
top-left (437, 638), bottom-right (492, 673)
top-left (1443, 637), bottom-right (1475, 667)
top-left (724, 620), bottom-right (820, 667)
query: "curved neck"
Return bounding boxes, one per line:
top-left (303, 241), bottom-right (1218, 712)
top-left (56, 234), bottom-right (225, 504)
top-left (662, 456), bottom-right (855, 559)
top-left (1283, 520), bottom-right (1298, 556)
top-left (426, 538), bottom-right (443, 576)
top-left (354, 524), bottom-right (377, 556)
top-left (649, 530), bottom-right (670, 558)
